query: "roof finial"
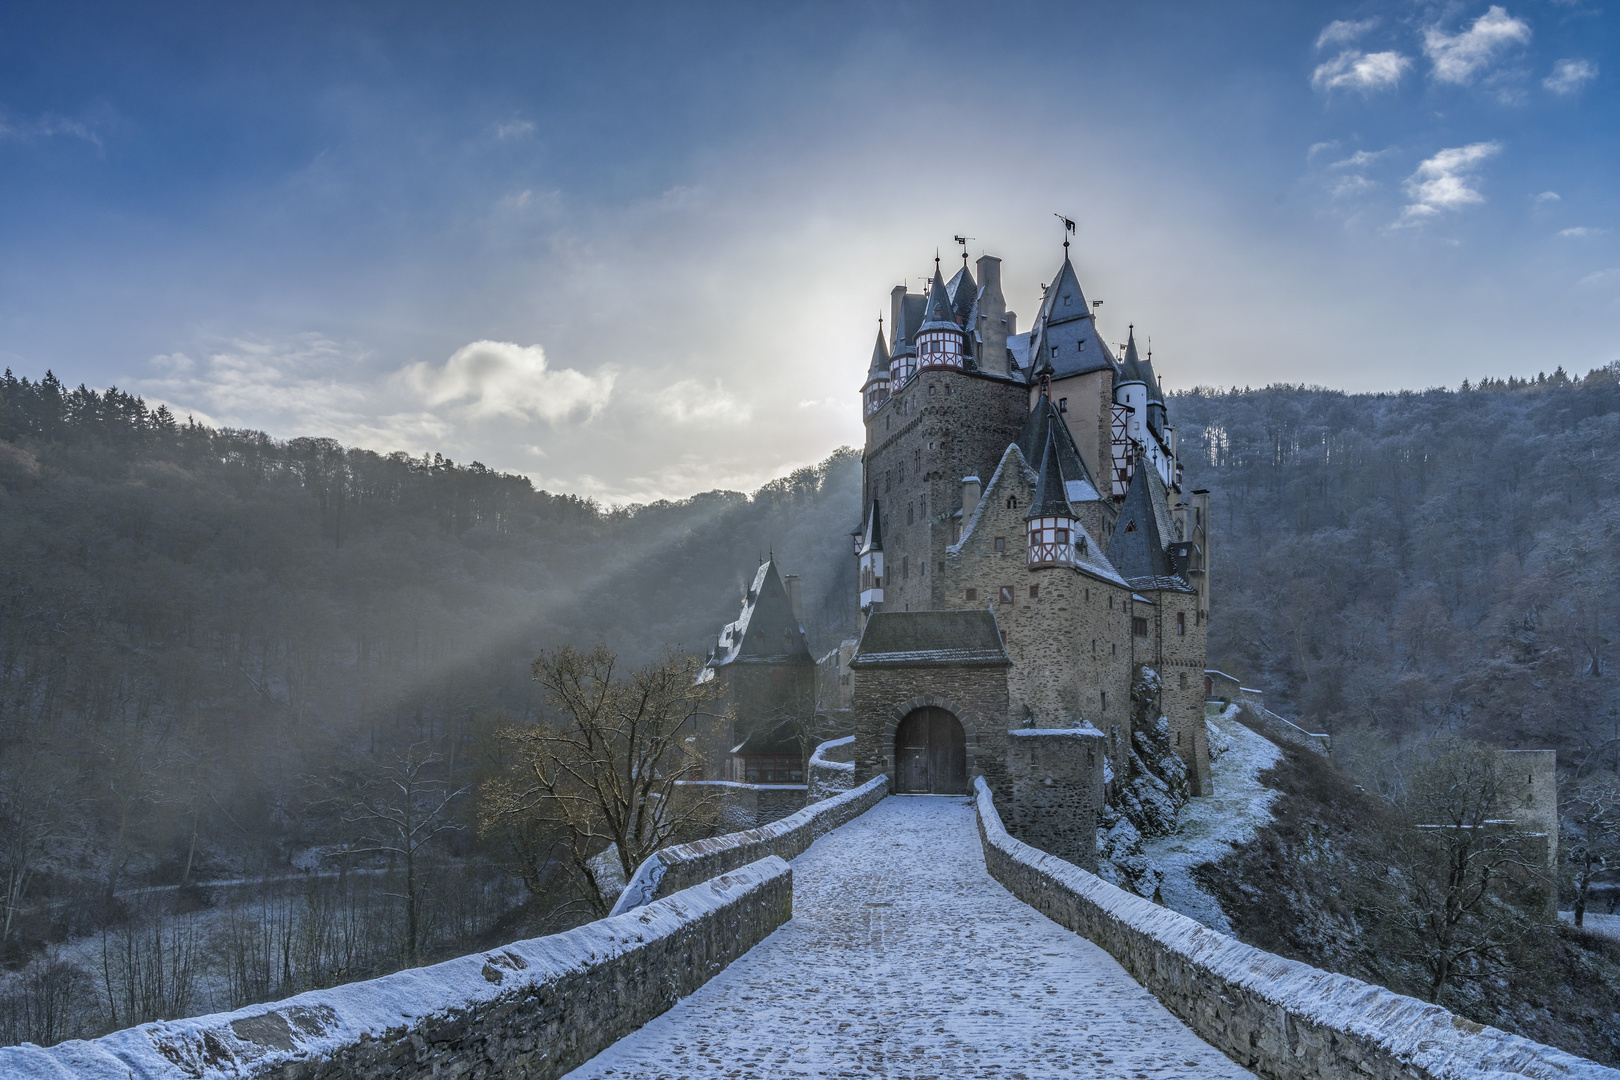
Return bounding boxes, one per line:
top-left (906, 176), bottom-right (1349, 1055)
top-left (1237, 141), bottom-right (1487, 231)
top-left (954, 234), bottom-right (974, 267)
top-left (1054, 213), bottom-right (1076, 254)
top-left (935, 248), bottom-right (941, 274)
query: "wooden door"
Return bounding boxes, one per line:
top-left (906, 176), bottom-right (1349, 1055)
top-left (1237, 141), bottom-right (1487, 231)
top-left (894, 708), bottom-right (967, 794)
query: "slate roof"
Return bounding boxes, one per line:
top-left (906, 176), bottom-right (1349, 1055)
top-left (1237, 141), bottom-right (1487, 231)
top-left (858, 500), bottom-right (883, 555)
top-left (850, 610), bottom-right (1011, 668)
top-left (917, 269), bottom-right (962, 334)
top-left (864, 326), bottom-right (891, 387)
top-left (946, 264), bottom-right (977, 325)
top-left (1106, 463), bottom-right (1193, 593)
top-left (1029, 256), bottom-right (1115, 381)
top-left (891, 293), bottom-right (928, 356)
top-left (707, 559), bottom-right (814, 667)
top-left (1118, 327), bottom-right (1149, 386)
top-left (730, 718), bottom-right (803, 756)
top-left (1014, 397), bottom-right (1104, 506)
top-left (1027, 437), bottom-right (1073, 519)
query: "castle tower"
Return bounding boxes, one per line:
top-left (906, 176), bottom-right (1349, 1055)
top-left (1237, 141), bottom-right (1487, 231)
top-left (916, 267), bottom-right (968, 373)
top-left (862, 323), bottom-right (891, 419)
top-left (857, 499), bottom-right (884, 627)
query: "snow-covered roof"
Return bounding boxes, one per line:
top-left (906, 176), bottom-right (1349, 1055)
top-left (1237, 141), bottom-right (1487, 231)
top-left (851, 610), bottom-right (1011, 668)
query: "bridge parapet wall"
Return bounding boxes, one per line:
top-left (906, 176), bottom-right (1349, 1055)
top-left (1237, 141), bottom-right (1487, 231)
top-left (0, 857), bottom-right (791, 1080)
top-left (807, 734), bottom-right (857, 802)
top-left (974, 778), bottom-right (1616, 1080)
top-left (611, 773), bottom-right (887, 917)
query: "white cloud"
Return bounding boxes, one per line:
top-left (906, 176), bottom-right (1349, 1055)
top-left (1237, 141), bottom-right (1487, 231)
top-left (1331, 175), bottom-right (1378, 199)
top-left (1329, 148), bottom-right (1395, 169)
top-left (1400, 142), bottom-right (1503, 220)
top-left (1423, 6), bottom-right (1531, 85)
top-left (1544, 59), bottom-right (1597, 94)
top-left (1534, 191), bottom-right (1561, 204)
top-left (1312, 50), bottom-right (1411, 92)
top-left (1308, 50), bottom-right (1412, 93)
top-left (1307, 140), bottom-right (1340, 160)
top-left (494, 118), bottom-right (536, 139)
top-left (1559, 226), bottom-right (1608, 238)
top-left (654, 378), bottom-right (752, 425)
top-left (399, 340), bottom-right (614, 424)
top-left (1577, 268), bottom-right (1620, 287)
top-left (1316, 18), bottom-right (1379, 50)
top-left (0, 111), bottom-right (103, 147)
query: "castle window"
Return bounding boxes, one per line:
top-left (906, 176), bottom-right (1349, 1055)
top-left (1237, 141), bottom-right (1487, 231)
top-left (1028, 584), bottom-right (1039, 599)
top-left (920, 494), bottom-right (927, 515)
top-left (1111, 643), bottom-right (1116, 657)
top-left (965, 587), bottom-right (978, 601)
top-left (902, 556), bottom-right (909, 579)
top-left (1132, 617), bottom-right (1148, 637)
top-left (1091, 638), bottom-right (1096, 654)
top-left (1124, 520), bottom-right (1136, 533)
top-left (1006, 496), bottom-right (1018, 509)
top-left (1051, 346), bottom-right (1058, 357)
top-left (1078, 340), bottom-right (1085, 352)
top-left (908, 503), bottom-right (914, 524)
top-left (1179, 672), bottom-right (1188, 690)
top-left (999, 586), bottom-right (1014, 605)
top-left (1054, 528), bottom-right (1069, 545)
top-left (1079, 536), bottom-right (1088, 554)
top-left (1101, 691), bottom-right (1108, 710)
top-left (929, 384), bottom-right (936, 396)
top-left (945, 385), bottom-right (951, 396)
top-left (1058, 397), bottom-right (1068, 413)
top-left (993, 536), bottom-right (1006, 551)
top-left (1177, 612), bottom-right (1186, 636)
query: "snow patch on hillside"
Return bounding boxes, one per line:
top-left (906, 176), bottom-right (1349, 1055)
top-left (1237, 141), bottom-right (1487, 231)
top-left (1135, 708), bottom-right (1282, 933)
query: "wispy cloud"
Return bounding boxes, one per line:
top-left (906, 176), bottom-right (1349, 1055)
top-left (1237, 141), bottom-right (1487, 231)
top-left (1316, 18), bottom-right (1379, 50)
top-left (654, 379), bottom-right (752, 425)
top-left (1400, 142), bottom-right (1503, 221)
top-left (1312, 50), bottom-right (1411, 93)
top-left (1544, 59), bottom-right (1597, 94)
top-left (1307, 140), bottom-right (1341, 160)
top-left (399, 340), bottom-right (614, 424)
top-left (1332, 175), bottom-right (1378, 199)
top-left (0, 111), bottom-right (103, 147)
top-left (1577, 268), bottom-right (1620, 287)
top-left (1533, 191), bottom-right (1561, 204)
top-left (1559, 226), bottom-right (1608, 238)
top-left (494, 118), bottom-right (536, 139)
top-left (1330, 148), bottom-right (1396, 170)
top-left (1423, 6), bottom-right (1531, 85)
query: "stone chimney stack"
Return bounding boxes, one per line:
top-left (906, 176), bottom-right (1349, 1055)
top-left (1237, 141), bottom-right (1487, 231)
top-left (962, 476), bottom-right (982, 523)
top-left (975, 255), bottom-right (1009, 375)
top-left (784, 574), bottom-right (804, 628)
top-left (889, 285), bottom-right (908, 352)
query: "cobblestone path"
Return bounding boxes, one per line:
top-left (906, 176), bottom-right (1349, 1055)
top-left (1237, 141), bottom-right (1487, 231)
top-left (565, 795), bottom-right (1253, 1080)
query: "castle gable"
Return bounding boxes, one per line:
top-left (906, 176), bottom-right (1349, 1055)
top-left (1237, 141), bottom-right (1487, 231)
top-left (709, 559), bottom-right (813, 667)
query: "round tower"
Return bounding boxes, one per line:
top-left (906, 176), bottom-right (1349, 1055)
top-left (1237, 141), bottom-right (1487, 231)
top-left (915, 264), bottom-right (966, 374)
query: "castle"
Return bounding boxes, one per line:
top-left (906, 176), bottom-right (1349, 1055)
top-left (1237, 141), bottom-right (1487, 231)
top-left (702, 241), bottom-right (1213, 820)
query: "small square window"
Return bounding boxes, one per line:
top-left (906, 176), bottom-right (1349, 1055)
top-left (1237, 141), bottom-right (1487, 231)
top-left (999, 585), bottom-right (1014, 605)
top-left (993, 536), bottom-right (1006, 551)
top-left (1058, 397), bottom-right (1068, 413)
top-left (965, 587), bottom-right (978, 601)
top-left (1132, 616), bottom-right (1148, 636)
top-left (1028, 584), bottom-right (1039, 599)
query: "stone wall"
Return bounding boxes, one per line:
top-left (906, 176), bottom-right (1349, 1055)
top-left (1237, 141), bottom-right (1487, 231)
top-left (678, 780), bottom-right (808, 832)
top-left (807, 735), bottom-right (856, 802)
top-left (850, 666), bottom-right (1010, 791)
top-left (611, 775), bottom-right (887, 917)
top-left (1, 858), bottom-right (792, 1080)
top-left (974, 779), bottom-right (1616, 1080)
top-left (1135, 586), bottom-right (1211, 792)
top-left (1003, 727), bottom-right (1106, 872)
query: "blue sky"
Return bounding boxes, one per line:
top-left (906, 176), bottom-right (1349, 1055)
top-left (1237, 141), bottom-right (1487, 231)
top-left (1, 1), bottom-right (1615, 501)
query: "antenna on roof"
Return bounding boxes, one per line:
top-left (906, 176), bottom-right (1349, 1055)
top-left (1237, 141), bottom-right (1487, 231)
top-left (953, 235), bottom-right (975, 266)
top-left (1054, 213), bottom-right (1076, 253)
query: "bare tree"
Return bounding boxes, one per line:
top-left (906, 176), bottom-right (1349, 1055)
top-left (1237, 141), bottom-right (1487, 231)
top-left (480, 646), bottom-right (722, 916)
top-left (1365, 739), bottom-right (1550, 1004)
top-left (1563, 773), bottom-right (1620, 927)
top-left (344, 744), bottom-right (465, 965)
top-left (0, 747), bottom-right (72, 944)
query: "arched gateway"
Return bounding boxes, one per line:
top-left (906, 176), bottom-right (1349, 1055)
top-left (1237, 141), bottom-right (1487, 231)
top-left (894, 706), bottom-right (968, 794)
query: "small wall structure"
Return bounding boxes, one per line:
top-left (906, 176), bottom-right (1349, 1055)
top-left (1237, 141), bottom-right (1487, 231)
top-left (611, 774), bottom-right (887, 916)
top-left (807, 735), bottom-right (856, 802)
top-left (1, 858), bottom-right (792, 1080)
top-left (1003, 726), bottom-right (1107, 872)
top-left (679, 779), bottom-right (807, 831)
top-left (974, 778), bottom-right (1615, 1080)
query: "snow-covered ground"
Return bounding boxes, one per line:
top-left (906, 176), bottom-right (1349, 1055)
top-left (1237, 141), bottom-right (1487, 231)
top-left (565, 795), bottom-right (1253, 1079)
top-left (1135, 710), bottom-right (1282, 934)
top-left (1559, 911), bottom-right (1620, 943)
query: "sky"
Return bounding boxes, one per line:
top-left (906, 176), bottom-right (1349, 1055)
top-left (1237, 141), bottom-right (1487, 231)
top-left (1, 1), bottom-right (1615, 503)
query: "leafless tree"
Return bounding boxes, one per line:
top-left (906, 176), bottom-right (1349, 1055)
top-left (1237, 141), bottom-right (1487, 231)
top-left (480, 646), bottom-right (723, 916)
top-left (1563, 773), bottom-right (1620, 927)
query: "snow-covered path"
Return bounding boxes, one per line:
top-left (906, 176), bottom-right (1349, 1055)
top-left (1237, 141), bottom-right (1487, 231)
top-left (565, 795), bottom-right (1252, 1080)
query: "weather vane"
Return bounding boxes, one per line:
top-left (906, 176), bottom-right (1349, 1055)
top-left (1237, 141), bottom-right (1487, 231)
top-left (953, 235), bottom-right (975, 266)
top-left (1054, 213), bottom-right (1076, 252)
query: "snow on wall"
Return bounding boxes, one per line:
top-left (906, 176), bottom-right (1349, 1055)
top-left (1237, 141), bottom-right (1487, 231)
top-left (974, 778), bottom-right (1617, 1080)
top-left (611, 774), bottom-right (887, 917)
top-left (807, 735), bottom-right (856, 802)
top-left (0, 857), bottom-right (793, 1080)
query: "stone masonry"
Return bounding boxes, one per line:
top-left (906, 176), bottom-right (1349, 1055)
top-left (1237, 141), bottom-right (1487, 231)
top-left (1003, 727), bottom-right (1108, 872)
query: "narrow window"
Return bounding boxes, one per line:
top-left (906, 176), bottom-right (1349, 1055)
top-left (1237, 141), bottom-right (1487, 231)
top-left (902, 556), bottom-right (909, 579)
top-left (999, 585), bottom-right (1014, 605)
top-left (1078, 340), bottom-right (1085, 352)
top-left (1091, 638), bottom-right (1096, 654)
top-left (1179, 672), bottom-right (1188, 690)
top-left (1028, 584), bottom-right (1039, 599)
top-left (993, 536), bottom-right (1006, 552)
top-left (1177, 612), bottom-right (1186, 637)
top-left (1101, 690), bottom-right (1108, 710)
top-left (1006, 496), bottom-right (1018, 509)
top-left (920, 494), bottom-right (927, 516)
top-left (1058, 397), bottom-right (1068, 413)
top-left (1111, 643), bottom-right (1116, 657)
top-left (1085, 588), bottom-right (1090, 603)
top-left (965, 587), bottom-right (978, 601)
top-left (1132, 617), bottom-right (1148, 636)
top-left (1055, 528), bottom-right (1069, 545)
top-left (929, 384), bottom-right (936, 396)
top-left (885, 471), bottom-right (891, 492)
top-left (908, 503), bottom-right (914, 525)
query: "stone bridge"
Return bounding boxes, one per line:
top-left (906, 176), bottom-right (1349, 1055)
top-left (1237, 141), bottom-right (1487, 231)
top-left (3, 781), bottom-right (1614, 1080)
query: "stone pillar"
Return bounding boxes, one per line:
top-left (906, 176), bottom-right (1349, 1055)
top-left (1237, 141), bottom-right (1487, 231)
top-left (1003, 727), bottom-right (1107, 872)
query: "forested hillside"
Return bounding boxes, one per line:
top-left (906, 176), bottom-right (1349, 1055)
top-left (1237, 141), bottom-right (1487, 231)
top-left (0, 371), bottom-right (859, 1044)
top-left (1174, 365), bottom-right (1620, 777)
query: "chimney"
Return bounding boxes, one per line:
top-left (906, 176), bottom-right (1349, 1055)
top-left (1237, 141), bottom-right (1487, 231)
top-left (974, 255), bottom-right (1008, 375)
top-left (889, 285), bottom-right (908, 352)
top-left (962, 476), bottom-right (981, 522)
top-left (784, 574), bottom-right (803, 628)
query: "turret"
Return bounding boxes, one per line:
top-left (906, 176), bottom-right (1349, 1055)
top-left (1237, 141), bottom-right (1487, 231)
top-left (915, 265), bottom-right (967, 374)
top-left (862, 320), bottom-right (891, 419)
top-left (1114, 326), bottom-right (1149, 447)
top-left (857, 500), bottom-right (884, 612)
top-left (1026, 438), bottom-right (1084, 570)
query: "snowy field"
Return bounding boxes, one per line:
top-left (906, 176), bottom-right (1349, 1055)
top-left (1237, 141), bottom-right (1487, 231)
top-left (1135, 710), bottom-right (1282, 934)
top-left (565, 795), bottom-right (1252, 1080)
top-left (1559, 911), bottom-right (1620, 943)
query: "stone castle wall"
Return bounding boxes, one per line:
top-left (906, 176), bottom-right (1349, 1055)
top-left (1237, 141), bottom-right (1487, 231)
top-left (1, 858), bottom-right (793, 1080)
top-left (973, 779), bottom-right (1611, 1080)
top-left (1133, 587), bottom-right (1211, 793)
top-left (850, 666), bottom-right (1010, 791)
top-left (1003, 728), bottom-right (1107, 872)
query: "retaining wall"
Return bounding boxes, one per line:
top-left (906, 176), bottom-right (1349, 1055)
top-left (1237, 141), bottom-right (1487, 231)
top-left (612, 773), bottom-right (887, 917)
top-left (974, 778), bottom-right (1615, 1080)
top-left (1, 857), bottom-right (792, 1080)
top-left (806, 735), bottom-right (856, 802)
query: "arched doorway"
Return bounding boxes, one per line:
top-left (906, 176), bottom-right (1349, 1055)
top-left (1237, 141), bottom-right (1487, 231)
top-left (894, 707), bottom-right (968, 794)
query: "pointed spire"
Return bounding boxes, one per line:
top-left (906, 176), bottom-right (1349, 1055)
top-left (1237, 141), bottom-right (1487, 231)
top-left (859, 500), bottom-right (883, 554)
top-left (917, 268), bottom-right (961, 333)
top-left (1106, 462), bottom-right (1181, 587)
top-left (1026, 435), bottom-right (1074, 520)
top-left (1119, 325), bottom-right (1148, 386)
top-left (1037, 256), bottom-right (1092, 328)
top-left (866, 318), bottom-right (891, 382)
